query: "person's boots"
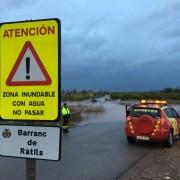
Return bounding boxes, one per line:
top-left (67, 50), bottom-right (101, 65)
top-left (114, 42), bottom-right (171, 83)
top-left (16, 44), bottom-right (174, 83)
top-left (63, 128), bottom-right (69, 134)
top-left (63, 129), bottom-right (67, 134)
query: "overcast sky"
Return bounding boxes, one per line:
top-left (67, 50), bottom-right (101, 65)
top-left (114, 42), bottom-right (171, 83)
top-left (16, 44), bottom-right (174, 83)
top-left (1, 0), bottom-right (180, 91)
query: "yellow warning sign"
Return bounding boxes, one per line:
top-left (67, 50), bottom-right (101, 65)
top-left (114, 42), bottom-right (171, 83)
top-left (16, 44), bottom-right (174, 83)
top-left (0, 19), bottom-right (60, 121)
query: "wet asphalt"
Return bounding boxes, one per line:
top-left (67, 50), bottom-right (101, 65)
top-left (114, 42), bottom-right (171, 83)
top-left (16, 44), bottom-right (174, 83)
top-left (0, 102), bottom-right (151, 180)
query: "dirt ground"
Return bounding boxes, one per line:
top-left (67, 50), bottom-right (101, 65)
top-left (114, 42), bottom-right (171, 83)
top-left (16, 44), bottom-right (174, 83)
top-left (118, 140), bottom-right (180, 180)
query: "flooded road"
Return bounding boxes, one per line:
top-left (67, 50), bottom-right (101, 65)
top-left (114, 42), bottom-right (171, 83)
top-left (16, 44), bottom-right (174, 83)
top-left (0, 101), bottom-right (175, 180)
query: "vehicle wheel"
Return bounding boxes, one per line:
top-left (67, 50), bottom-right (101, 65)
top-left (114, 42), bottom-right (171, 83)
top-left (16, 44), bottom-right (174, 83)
top-left (127, 136), bottom-right (136, 143)
top-left (165, 131), bottom-right (173, 147)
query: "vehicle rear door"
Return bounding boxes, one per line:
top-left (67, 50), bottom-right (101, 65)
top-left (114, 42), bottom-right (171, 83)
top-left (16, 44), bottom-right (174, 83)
top-left (170, 108), bottom-right (180, 135)
top-left (164, 108), bottom-right (179, 135)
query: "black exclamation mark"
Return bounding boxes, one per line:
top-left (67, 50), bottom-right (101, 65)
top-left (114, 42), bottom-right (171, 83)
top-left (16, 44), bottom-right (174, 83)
top-left (26, 57), bottom-right (30, 80)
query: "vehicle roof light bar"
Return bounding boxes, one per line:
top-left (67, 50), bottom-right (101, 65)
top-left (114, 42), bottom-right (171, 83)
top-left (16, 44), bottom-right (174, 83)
top-left (141, 99), bottom-right (167, 105)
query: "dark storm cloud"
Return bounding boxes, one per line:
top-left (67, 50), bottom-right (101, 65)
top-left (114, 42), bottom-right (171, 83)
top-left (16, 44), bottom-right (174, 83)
top-left (0, 0), bottom-right (38, 21)
top-left (63, 57), bottom-right (180, 91)
top-left (1, 0), bottom-right (180, 91)
top-left (62, 17), bottom-right (109, 73)
top-left (146, 1), bottom-right (180, 40)
top-left (0, 0), bottom-right (32, 10)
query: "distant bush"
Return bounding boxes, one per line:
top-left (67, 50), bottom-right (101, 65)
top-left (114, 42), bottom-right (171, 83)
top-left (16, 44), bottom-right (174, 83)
top-left (62, 92), bottom-right (96, 101)
top-left (110, 92), bottom-right (180, 101)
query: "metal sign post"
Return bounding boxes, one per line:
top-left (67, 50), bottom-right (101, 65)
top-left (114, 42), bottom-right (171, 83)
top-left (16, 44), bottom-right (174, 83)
top-left (26, 159), bottom-right (36, 180)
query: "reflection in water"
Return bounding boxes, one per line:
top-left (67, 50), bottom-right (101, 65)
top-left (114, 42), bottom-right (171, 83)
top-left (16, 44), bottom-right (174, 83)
top-left (68, 100), bottom-right (180, 127)
top-left (75, 101), bottom-right (126, 126)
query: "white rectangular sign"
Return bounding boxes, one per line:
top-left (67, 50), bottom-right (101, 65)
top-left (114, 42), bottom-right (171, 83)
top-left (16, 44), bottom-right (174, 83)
top-left (0, 125), bottom-right (60, 160)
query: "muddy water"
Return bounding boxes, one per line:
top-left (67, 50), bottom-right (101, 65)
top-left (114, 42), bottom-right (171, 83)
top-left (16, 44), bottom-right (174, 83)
top-left (68, 100), bottom-right (180, 126)
top-left (69, 101), bottom-right (126, 127)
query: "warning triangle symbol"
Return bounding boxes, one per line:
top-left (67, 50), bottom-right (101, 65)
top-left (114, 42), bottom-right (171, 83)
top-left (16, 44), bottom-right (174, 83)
top-left (6, 41), bottom-right (52, 86)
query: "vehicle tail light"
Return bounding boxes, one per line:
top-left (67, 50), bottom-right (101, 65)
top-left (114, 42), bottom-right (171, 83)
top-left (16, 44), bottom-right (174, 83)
top-left (126, 117), bottom-right (135, 134)
top-left (151, 120), bottom-right (161, 135)
top-left (129, 126), bottom-right (133, 129)
top-left (157, 120), bottom-right (161, 124)
top-left (128, 122), bottom-right (132, 125)
top-left (127, 117), bottom-right (131, 121)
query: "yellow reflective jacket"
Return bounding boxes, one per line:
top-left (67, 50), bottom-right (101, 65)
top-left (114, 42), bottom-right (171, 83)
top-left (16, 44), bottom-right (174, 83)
top-left (62, 107), bottom-right (70, 116)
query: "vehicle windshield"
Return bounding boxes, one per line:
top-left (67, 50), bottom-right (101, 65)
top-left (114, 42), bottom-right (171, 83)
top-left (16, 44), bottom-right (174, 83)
top-left (129, 108), bottom-right (161, 118)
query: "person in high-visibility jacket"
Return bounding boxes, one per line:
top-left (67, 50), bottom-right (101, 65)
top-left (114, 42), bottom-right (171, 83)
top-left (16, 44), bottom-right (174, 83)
top-left (61, 103), bottom-right (71, 133)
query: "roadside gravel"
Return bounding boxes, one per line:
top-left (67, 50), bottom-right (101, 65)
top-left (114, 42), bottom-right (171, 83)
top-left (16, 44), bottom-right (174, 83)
top-left (118, 140), bottom-right (180, 180)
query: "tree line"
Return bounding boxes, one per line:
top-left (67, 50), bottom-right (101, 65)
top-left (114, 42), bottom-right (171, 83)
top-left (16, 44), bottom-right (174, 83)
top-left (61, 88), bottom-right (180, 101)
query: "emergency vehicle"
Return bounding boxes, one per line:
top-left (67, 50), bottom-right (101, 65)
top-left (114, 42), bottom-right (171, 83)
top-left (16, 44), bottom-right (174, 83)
top-left (125, 100), bottom-right (180, 147)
